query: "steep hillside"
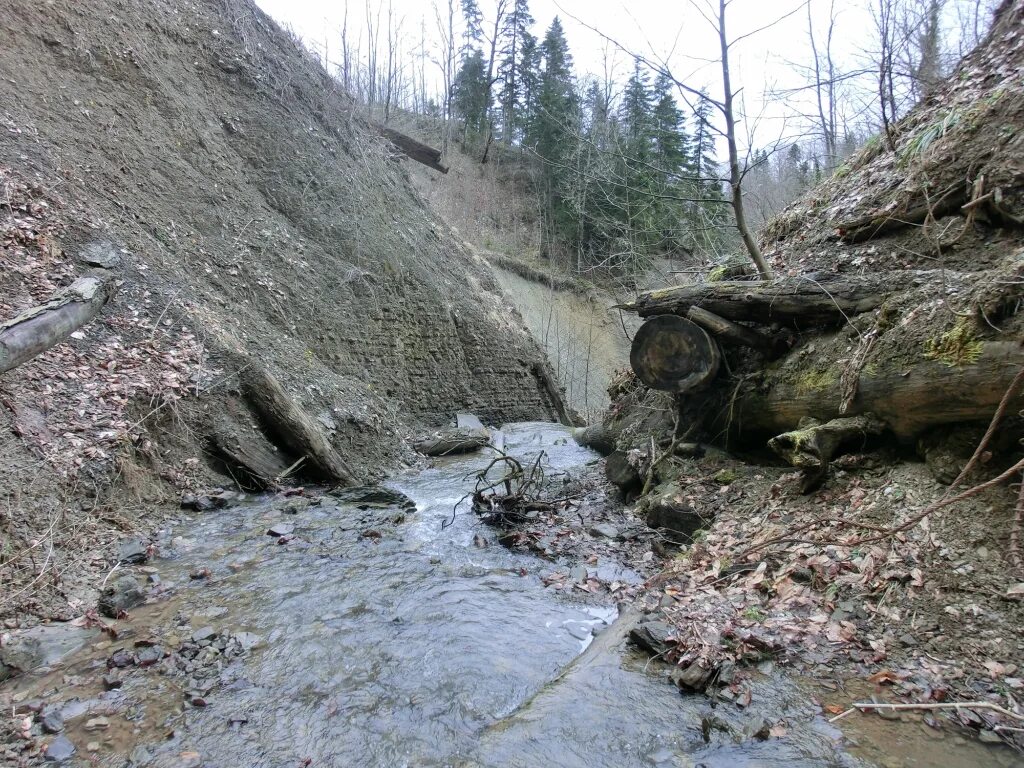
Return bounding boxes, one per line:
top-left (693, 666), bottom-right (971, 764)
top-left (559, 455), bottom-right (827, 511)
top-left (0, 0), bottom-right (564, 621)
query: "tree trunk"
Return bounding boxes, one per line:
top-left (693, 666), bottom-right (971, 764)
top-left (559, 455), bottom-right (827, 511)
top-left (376, 125), bottom-right (449, 174)
top-left (240, 366), bottom-right (356, 485)
top-left (725, 339), bottom-right (1024, 442)
top-left (619, 272), bottom-right (921, 325)
top-left (0, 273), bottom-right (116, 375)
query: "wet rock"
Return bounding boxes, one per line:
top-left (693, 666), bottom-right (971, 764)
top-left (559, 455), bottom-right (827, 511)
top-left (605, 451), bottom-right (642, 492)
top-left (671, 660), bottom-right (714, 690)
top-left (41, 709), bottom-right (64, 734)
top-left (574, 424), bottom-right (615, 455)
top-left (0, 623), bottom-right (96, 680)
top-left (84, 716), bottom-right (109, 730)
top-left (136, 645), bottom-right (164, 666)
top-left (117, 537), bottom-right (149, 564)
top-left (44, 735), bottom-right (75, 763)
top-left (589, 523), bottom-right (620, 539)
top-left (455, 413), bottom-right (485, 429)
top-left (565, 623), bottom-right (593, 641)
top-left (267, 523), bottom-right (294, 537)
top-left (329, 485), bottom-right (416, 512)
top-left (413, 427), bottom-right (490, 456)
top-left (569, 565), bottom-right (588, 582)
top-left (108, 648), bottom-right (134, 668)
top-left (232, 632), bottom-right (262, 651)
top-left (637, 482), bottom-right (713, 541)
top-left (630, 621), bottom-right (675, 656)
top-left (181, 493), bottom-right (214, 511)
top-left (98, 575), bottom-right (146, 618)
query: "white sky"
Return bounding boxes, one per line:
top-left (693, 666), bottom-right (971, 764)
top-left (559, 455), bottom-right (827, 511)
top-left (252, 0), bottom-right (980, 154)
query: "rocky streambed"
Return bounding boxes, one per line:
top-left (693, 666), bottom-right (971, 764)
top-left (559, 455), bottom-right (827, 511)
top-left (2, 423), bottom-right (1015, 767)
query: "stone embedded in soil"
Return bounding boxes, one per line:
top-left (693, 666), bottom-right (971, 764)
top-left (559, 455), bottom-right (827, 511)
top-left (0, 623), bottom-right (97, 680)
top-left (191, 626), bottom-right (216, 643)
top-left (637, 482), bottom-right (713, 541)
top-left (329, 485), bottom-right (417, 512)
top-left (267, 523), bottom-right (294, 537)
top-left (44, 735), bottom-right (75, 763)
top-left (589, 523), bottom-right (620, 539)
top-left (98, 575), bottom-right (146, 618)
top-left (116, 537), bottom-right (149, 564)
top-left (672, 661), bottom-right (713, 691)
top-left (40, 709), bottom-right (64, 734)
top-left (102, 672), bottom-right (123, 690)
top-left (629, 621), bottom-right (675, 656)
top-left (569, 565), bottom-right (588, 582)
top-left (605, 451), bottom-right (642, 492)
top-left (84, 716), bottom-right (109, 730)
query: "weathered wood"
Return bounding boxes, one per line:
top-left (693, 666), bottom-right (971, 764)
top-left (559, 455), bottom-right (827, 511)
top-left (0, 273), bottom-right (116, 374)
top-left (532, 362), bottom-right (581, 427)
top-left (241, 366), bottom-right (355, 485)
top-left (414, 427), bottom-right (490, 456)
top-left (210, 419), bottom-right (293, 487)
top-left (685, 306), bottom-right (775, 356)
top-left (376, 124), bottom-right (449, 174)
top-left (728, 340), bottom-right (1024, 441)
top-left (630, 315), bottom-right (721, 393)
top-left (619, 273), bottom-right (919, 325)
top-left (769, 414), bottom-right (886, 492)
top-left (836, 185), bottom-right (967, 243)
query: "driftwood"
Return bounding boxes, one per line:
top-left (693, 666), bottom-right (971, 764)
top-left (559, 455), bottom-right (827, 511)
top-left (414, 427), bottom-right (490, 456)
top-left (769, 415), bottom-right (886, 492)
top-left (0, 273), bottom-right (116, 374)
top-left (532, 362), bottom-right (580, 426)
top-left (240, 366), bottom-right (355, 485)
top-left (209, 413), bottom-right (294, 488)
top-left (375, 124), bottom-right (449, 174)
top-left (618, 273), bottom-right (923, 325)
top-left (630, 315), bottom-right (721, 393)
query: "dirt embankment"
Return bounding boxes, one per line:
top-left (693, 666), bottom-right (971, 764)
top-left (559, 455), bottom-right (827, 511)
top-left (0, 0), bottom-right (564, 624)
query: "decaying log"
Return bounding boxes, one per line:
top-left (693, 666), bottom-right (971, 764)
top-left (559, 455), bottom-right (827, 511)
top-left (414, 427), bottom-right (490, 456)
top-left (769, 415), bottom-right (886, 492)
top-left (685, 306), bottom-right (775, 356)
top-left (210, 417), bottom-right (294, 488)
top-left (240, 366), bottom-right (355, 485)
top-left (0, 273), bottom-right (116, 375)
top-left (375, 124), bottom-right (449, 174)
top-left (729, 340), bottom-right (1024, 442)
top-left (619, 273), bottom-right (923, 325)
top-left (630, 315), bottom-right (721, 393)
top-left (836, 185), bottom-right (967, 243)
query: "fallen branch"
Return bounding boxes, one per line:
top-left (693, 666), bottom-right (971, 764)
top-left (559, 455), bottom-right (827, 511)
top-left (829, 700), bottom-right (1024, 724)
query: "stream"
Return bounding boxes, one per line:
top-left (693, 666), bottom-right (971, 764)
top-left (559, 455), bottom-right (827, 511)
top-left (7, 422), bottom-right (1020, 767)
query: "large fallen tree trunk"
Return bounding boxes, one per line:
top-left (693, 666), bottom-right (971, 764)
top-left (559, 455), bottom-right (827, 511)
top-left (375, 124), bottom-right (449, 174)
top-left (618, 272), bottom-right (943, 325)
top-left (0, 273), bottom-right (116, 375)
top-left (240, 365), bottom-right (355, 486)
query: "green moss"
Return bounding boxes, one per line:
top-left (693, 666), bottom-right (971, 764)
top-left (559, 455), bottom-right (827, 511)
top-left (707, 265), bottom-right (729, 282)
top-left (793, 367), bottom-right (838, 395)
top-left (742, 606), bottom-right (767, 621)
top-left (924, 318), bottom-right (984, 367)
top-left (713, 468), bottom-right (739, 485)
top-left (863, 362), bottom-right (879, 377)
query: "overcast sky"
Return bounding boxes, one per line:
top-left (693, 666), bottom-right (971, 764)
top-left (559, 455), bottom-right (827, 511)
top-left (252, 0), bottom-right (984, 153)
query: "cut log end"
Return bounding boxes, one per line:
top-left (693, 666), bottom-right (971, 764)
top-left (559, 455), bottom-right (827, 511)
top-left (630, 315), bottom-right (721, 394)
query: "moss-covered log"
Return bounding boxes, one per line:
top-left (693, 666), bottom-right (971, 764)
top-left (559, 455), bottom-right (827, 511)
top-left (726, 340), bottom-right (1024, 441)
top-left (618, 273), bottom-right (938, 326)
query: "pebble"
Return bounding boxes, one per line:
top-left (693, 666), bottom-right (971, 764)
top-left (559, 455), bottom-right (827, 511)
top-left (44, 735), bottom-right (75, 763)
top-left (102, 672), bottom-right (123, 690)
top-left (86, 742), bottom-right (100, 752)
top-left (191, 626), bottom-right (216, 643)
top-left (589, 523), bottom-right (620, 539)
top-left (84, 716), bottom-right (110, 730)
top-left (267, 523), bottom-right (294, 537)
top-left (41, 709), bottom-right (64, 734)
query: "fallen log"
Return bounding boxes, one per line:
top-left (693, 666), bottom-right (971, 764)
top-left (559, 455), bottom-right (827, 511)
top-left (375, 124), bottom-right (449, 174)
top-left (685, 306), bottom-right (775, 356)
top-left (630, 315), bottom-right (721, 393)
top-left (618, 273), bottom-right (932, 326)
top-left (0, 273), bottom-right (116, 375)
top-left (240, 366), bottom-right (355, 485)
top-left (727, 339), bottom-right (1024, 442)
top-left (532, 362), bottom-right (581, 426)
top-left (414, 427), bottom-right (490, 456)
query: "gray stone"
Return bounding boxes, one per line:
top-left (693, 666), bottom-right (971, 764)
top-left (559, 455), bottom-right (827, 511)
top-left (79, 241), bottom-right (120, 269)
top-left (589, 523), bottom-right (619, 539)
top-left (455, 413), bottom-right (485, 429)
top-left (0, 623), bottom-right (97, 680)
top-left (44, 735), bottom-right (75, 762)
top-left (671, 660), bottom-right (713, 691)
top-left (117, 537), bottom-right (149, 565)
top-left (98, 575), bottom-right (146, 618)
top-left (191, 626), bottom-right (216, 643)
top-left (267, 523), bottom-right (294, 537)
top-left (329, 485), bottom-right (416, 512)
top-left (569, 565), bottom-right (588, 582)
top-left (41, 709), bottom-right (64, 734)
top-left (638, 482), bottom-right (713, 541)
top-left (630, 621), bottom-right (675, 656)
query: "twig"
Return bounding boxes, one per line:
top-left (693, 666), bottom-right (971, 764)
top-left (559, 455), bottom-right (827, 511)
top-left (830, 700), bottom-right (1024, 723)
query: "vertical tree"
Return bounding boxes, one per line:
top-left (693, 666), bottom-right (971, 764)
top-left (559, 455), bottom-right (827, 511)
top-left (497, 0), bottom-right (534, 143)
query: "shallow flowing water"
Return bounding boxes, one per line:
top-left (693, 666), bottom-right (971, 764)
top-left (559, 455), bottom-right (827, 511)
top-left (8, 422), bottom-right (1020, 767)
